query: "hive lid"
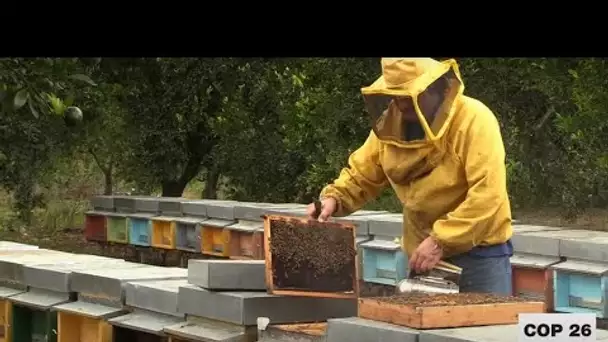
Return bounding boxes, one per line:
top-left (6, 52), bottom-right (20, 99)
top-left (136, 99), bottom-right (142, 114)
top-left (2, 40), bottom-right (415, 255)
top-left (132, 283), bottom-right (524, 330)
top-left (109, 310), bottom-right (184, 335)
top-left (164, 317), bottom-right (252, 341)
top-left (360, 239), bottom-right (401, 251)
top-left (0, 287), bottom-right (25, 299)
top-left (126, 213), bottom-right (157, 219)
top-left (10, 288), bottom-right (70, 310)
top-left (226, 221), bottom-right (263, 232)
top-left (510, 254), bottom-right (561, 269)
top-left (551, 259), bottom-right (608, 275)
top-left (200, 219), bottom-right (234, 228)
top-left (153, 216), bottom-right (182, 222)
top-left (175, 217), bottom-right (206, 224)
top-left (53, 300), bottom-right (126, 319)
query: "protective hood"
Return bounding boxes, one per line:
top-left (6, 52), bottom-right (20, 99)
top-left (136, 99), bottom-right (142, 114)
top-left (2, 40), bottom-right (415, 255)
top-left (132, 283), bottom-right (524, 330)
top-left (361, 58), bottom-right (464, 148)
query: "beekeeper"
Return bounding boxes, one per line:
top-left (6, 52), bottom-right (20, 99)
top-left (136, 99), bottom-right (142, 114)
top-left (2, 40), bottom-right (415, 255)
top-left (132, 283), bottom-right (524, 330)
top-left (307, 58), bottom-right (513, 295)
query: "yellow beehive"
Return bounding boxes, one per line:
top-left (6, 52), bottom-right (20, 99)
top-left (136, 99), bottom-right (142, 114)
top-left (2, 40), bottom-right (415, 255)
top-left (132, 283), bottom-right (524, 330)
top-left (151, 217), bottom-right (177, 249)
top-left (58, 311), bottom-right (113, 342)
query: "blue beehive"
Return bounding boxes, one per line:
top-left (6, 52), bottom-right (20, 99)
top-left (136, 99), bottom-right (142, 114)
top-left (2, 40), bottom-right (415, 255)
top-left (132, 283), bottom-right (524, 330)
top-left (128, 213), bottom-right (156, 246)
top-left (360, 214), bottom-right (407, 286)
top-left (551, 231), bottom-right (608, 317)
top-left (125, 198), bottom-right (161, 247)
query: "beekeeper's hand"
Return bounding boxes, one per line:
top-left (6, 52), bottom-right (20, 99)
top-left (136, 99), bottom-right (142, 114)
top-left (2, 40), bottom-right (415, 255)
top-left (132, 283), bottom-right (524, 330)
top-left (409, 236), bottom-right (443, 273)
top-left (306, 197), bottom-right (336, 222)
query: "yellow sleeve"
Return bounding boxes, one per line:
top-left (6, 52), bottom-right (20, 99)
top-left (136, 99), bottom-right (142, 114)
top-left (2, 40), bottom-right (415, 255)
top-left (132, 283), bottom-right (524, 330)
top-left (320, 130), bottom-right (389, 216)
top-left (430, 105), bottom-right (509, 255)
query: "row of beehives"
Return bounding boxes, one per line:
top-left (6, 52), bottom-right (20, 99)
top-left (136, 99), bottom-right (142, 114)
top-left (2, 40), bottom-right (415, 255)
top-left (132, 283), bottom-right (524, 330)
top-left (84, 195), bottom-right (408, 283)
top-left (0, 241), bottom-right (360, 342)
top-left (508, 224), bottom-right (608, 319)
top-left (85, 196), bottom-right (608, 319)
top-left (1, 241), bottom-right (607, 342)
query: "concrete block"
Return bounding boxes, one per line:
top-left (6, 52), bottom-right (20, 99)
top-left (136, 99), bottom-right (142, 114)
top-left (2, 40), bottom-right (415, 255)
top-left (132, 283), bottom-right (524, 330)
top-left (109, 310), bottom-right (184, 335)
top-left (265, 207), bottom-right (309, 217)
top-left (178, 284), bottom-right (357, 325)
top-left (326, 317), bottom-right (418, 342)
top-left (71, 265), bottom-right (187, 306)
top-left (188, 259), bottom-right (266, 290)
top-left (164, 316), bottom-right (256, 342)
top-left (182, 201), bottom-right (208, 217)
top-left (91, 195), bottom-right (114, 211)
top-left (558, 231), bottom-right (608, 262)
top-left (513, 229), bottom-right (606, 257)
top-left (114, 195), bottom-right (137, 212)
top-left (205, 201), bottom-right (238, 220)
top-left (367, 214), bottom-right (403, 238)
top-left (332, 215), bottom-right (376, 237)
top-left (135, 197), bottom-right (160, 213)
top-left (0, 241), bottom-right (39, 250)
top-left (23, 258), bottom-right (133, 293)
top-left (158, 197), bottom-right (186, 216)
top-left (0, 250), bottom-right (77, 287)
top-left (125, 279), bottom-right (187, 317)
top-left (234, 203), bottom-right (298, 222)
top-left (512, 224), bottom-right (563, 234)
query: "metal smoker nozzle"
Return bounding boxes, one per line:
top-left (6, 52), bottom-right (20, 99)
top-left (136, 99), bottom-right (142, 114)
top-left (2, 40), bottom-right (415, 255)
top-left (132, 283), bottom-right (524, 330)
top-left (396, 277), bottom-right (459, 294)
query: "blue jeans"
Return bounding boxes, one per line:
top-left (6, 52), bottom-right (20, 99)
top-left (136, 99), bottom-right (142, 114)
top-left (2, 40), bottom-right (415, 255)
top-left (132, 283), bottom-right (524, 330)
top-left (445, 254), bottom-right (513, 295)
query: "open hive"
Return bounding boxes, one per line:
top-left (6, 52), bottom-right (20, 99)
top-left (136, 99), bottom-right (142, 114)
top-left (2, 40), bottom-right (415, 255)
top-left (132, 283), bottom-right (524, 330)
top-left (358, 292), bottom-right (546, 329)
top-left (264, 215), bottom-right (358, 298)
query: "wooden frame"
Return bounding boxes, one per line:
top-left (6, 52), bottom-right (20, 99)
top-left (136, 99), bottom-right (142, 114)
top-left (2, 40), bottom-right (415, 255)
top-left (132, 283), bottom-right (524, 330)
top-left (263, 214), bottom-right (359, 299)
top-left (358, 297), bottom-right (545, 329)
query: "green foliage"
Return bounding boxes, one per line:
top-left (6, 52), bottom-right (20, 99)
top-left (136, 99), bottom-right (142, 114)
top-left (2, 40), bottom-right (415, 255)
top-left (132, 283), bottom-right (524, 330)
top-left (4, 57), bottom-right (608, 230)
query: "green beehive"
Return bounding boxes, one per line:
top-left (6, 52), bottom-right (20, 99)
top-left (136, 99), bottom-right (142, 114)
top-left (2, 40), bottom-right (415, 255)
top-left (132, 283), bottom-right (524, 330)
top-left (12, 304), bottom-right (57, 342)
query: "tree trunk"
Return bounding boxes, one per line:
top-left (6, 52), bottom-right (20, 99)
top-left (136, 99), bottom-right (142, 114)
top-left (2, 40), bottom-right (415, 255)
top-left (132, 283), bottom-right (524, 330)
top-left (162, 180), bottom-right (186, 197)
top-left (203, 167), bottom-right (220, 199)
top-left (103, 165), bottom-right (113, 195)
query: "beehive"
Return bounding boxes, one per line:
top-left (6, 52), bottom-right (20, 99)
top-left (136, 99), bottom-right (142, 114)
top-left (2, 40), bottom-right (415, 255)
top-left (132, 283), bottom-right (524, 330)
top-left (151, 217), bottom-right (178, 250)
top-left (106, 213), bottom-right (130, 244)
top-left (175, 218), bottom-right (205, 253)
top-left (226, 221), bottom-right (264, 260)
top-left (510, 253), bottom-right (561, 312)
top-left (54, 265), bottom-right (187, 342)
top-left (108, 279), bottom-right (187, 341)
top-left (128, 213), bottom-right (157, 247)
top-left (360, 214), bottom-right (406, 286)
top-left (84, 211), bottom-right (110, 242)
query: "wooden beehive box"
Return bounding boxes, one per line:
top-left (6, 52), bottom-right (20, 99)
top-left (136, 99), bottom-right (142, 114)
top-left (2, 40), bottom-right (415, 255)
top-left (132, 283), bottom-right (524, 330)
top-left (106, 213), bottom-right (129, 244)
top-left (358, 293), bottom-right (545, 329)
top-left (151, 217), bottom-right (178, 250)
top-left (57, 311), bottom-right (113, 342)
top-left (226, 221), bottom-right (264, 260)
top-left (84, 211), bottom-right (110, 243)
top-left (263, 215), bottom-right (358, 299)
top-left (127, 213), bottom-right (157, 247)
top-left (510, 253), bottom-right (561, 312)
top-left (551, 259), bottom-right (608, 317)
